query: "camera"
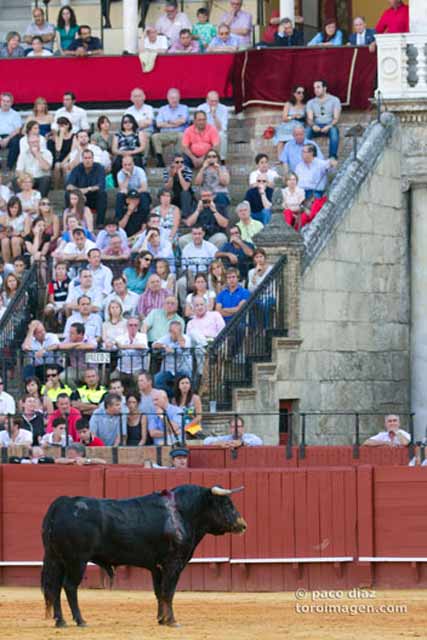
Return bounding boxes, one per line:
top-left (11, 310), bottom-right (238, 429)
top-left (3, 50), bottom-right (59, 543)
top-left (202, 199), bottom-right (211, 206)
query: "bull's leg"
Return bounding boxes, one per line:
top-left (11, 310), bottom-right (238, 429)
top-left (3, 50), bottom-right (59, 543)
top-left (63, 562), bottom-right (87, 627)
top-left (53, 576), bottom-right (66, 628)
top-left (158, 565), bottom-right (184, 627)
top-left (151, 567), bottom-right (166, 623)
top-left (41, 553), bottom-right (66, 627)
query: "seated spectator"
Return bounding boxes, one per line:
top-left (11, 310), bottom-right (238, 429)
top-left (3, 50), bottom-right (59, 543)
top-left (55, 5), bottom-right (80, 54)
top-left (52, 92), bottom-right (89, 134)
top-left (44, 261), bottom-right (71, 329)
top-left (65, 268), bottom-right (104, 314)
top-left (245, 176), bottom-right (273, 226)
top-left (0, 31), bottom-right (26, 58)
top-left (151, 189), bottom-right (181, 244)
top-left (66, 150), bottom-right (107, 226)
top-left (51, 117), bottom-right (75, 189)
top-left (54, 442), bottom-right (106, 464)
top-left (16, 135), bottom-right (53, 197)
top-left (152, 88), bottom-right (189, 167)
top-left (306, 80), bottom-right (341, 159)
top-left (65, 130), bottom-right (107, 174)
top-left (208, 259), bottom-right (227, 296)
top-left (24, 7), bottom-right (56, 52)
top-left (27, 35), bottom-right (53, 57)
top-left (273, 86), bottom-right (306, 158)
top-left (136, 227), bottom-right (174, 270)
top-left (131, 211), bottom-right (170, 250)
top-left (193, 150), bottom-right (230, 214)
top-left (249, 153), bottom-right (279, 188)
top-left (184, 273), bottom-right (216, 318)
top-left (24, 217), bottom-right (51, 265)
top-left (124, 252), bottom-right (153, 295)
top-left (58, 322), bottom-right (98, 388)
top-left (197, 91), bottom-right (228, 162)
top-left (0, 375), bottom-right (16, 419)
top-left (138, 273), bottom-right (170, 319)
top-left (247, 247), bottom-right (272, 291)
top-left (153, 321), bottom-right (192, 397)
top-left (0, 197), bottom-right (25, 263)
top-left (180, 190), bottom-right (228, 250)
top-left (34, 197), bottom-right (60, 248)
top-left (137, 370), bottom-right (161, 415)
top-left (112, 114), bottom-right (146, 182)
top-left (75, 417), bottom-right (105, 447)
top-left (155, 258), bottom-right (176, 292)
top-left (216, 267), bottom-right (250, 323)
top-left (22, 320), bottom-right (60, 380)
top-left (125, 87), bottom-right (155, 163)
top-left (41, 416), bottom-right (73, 447)
top-left (236, 200), bottom-right (263, 242)
top-left (140, 25), bottom-right (169, 52)
top-left (173, 375), bottom-right (203, 438)
top-left (126, 393), bottom-right (150, 446)
top-left (26, 96), bottom-right (53, 138)
top-left (86, 247), bottom-right (113, 296)
top-left (308, 18), bottom-right (343, 46)
top-left (104, 275), bottom-right (140, 318)
top-left (114, 317), bottom-right (149, 381)
top-left (116, 157), bottom-right (151, 234)
top-left (65, 24), bottom-right (103, 56)
top-left (0, 417), bottom-right (33, 447)
top-left (170, 28), bottom-right (200, 53)
top-left (22, 376), bottom-right (52, 415)
top-left (0, 92), bottom-right (22, 171)
top-left (101, 232), bottom-right (131, 261)
top-left (46, 393), bottom-right (81, 441)
top-left (295, 144), bottom-right (337, 198)
top-left (0, 177), bottom-right (12, 215)
top-left (71, 367), bottom-right (107, 415)
top-left (91, 116), bottom-right (114, 156)
top-left (61, 226), bottom-right (96, 261)
top-left (11, 255), bottom-right (27, 279)
top-left (216, 226), bottom-right (254, 281)
top-left (204, 415), bottom-right (263, 447)
top-left (207, 23), bottom-right (239, 52)
top-left (192, 8), bottom-right (216, 51)
top-left (186, 296), bottom-right (225, 344)
top-left (2, 272), bottom-right (20, 307)
top-left (280, 124), bottom-right (323, 172)
top-left (348, 16), bottom-right (376, 48)
top-left (102, 299), bottom-right (127, 349)
top-left (177, 226), bottom-right (217, 307)
top-left (64, 295), bottom-right (103, 341)
top-left (282, 172), bottom-right (306, 229)
top-left (155, 0), bottom-right (192, 45)
top-left (163, 154), bottom-right (194, 217)
top-left (21, 395), bottom-right (45, 445)
top-left (142, 295), bottom-right (184, 344)
top-left (96, 220), bottom-right (128, 253)
top-left (272, 17), bottom-right (304, 47)
top-left (89, 393), bottom-right (127, 446)
top-left (147, 391), bottom-right (181, 445)
top-left (362, 414), bottom-right (410, 447)
top-left (41, 365), bottom-right (73, 406)
top-left (219, 0), bottom-right (253, 47)
top-left (375, 0), bottom-right (409, 35)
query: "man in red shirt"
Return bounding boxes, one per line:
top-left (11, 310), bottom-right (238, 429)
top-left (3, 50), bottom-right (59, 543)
top-left (46, 393), bottom-right (81, 441)
top-left (182, 111), bottom-right (219, 169)
top-left (75, 417), bottom-right (105, 447)
top-left (376, 0), bottom-right (409, 34)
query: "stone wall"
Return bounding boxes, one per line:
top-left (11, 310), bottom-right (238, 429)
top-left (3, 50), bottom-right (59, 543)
top-left (234, 119), bottom-right (410, 445)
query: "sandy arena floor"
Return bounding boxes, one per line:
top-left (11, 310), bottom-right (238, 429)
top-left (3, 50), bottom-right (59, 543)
top-left (0, 587), bottom-right (424, 640)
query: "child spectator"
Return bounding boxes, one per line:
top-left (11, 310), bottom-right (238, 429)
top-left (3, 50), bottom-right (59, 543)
top-left (192, 8), bottom-right (216, 51)
top-left (41, 416), bottom-right (73, 447)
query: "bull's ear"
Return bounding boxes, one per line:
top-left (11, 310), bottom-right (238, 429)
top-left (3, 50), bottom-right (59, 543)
top-left (211, 486), bottom-right (244, 496)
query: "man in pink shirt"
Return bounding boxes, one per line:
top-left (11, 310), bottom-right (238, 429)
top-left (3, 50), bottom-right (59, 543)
top-left (186, 296), bottom-right (225, 343)
top-left (169, 29), bottom-right (200, 53)
top-left (155, 0), bottom-right (192, 45)
top-left (220, 0), bottom-right (253, 47)
top-left (46, 394), bottom-right (81, 441)
top-left (182, 111), bottom-right (219, 169)
top-left (376, 0), bottom-right (409, 34)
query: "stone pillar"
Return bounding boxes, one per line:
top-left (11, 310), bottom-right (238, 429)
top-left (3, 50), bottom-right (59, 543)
top-left (410, 0), bottom-right (427, 34)
top-left (123, 0), bottom-right (139, 54)
top-left (280, 0), bottom-right (295, 22)
top-left (410, 183), bottom-right (427, 440)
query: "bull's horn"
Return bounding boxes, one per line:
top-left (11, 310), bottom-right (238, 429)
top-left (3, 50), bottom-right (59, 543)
top-left (211, 486), bottom-right (244, 496)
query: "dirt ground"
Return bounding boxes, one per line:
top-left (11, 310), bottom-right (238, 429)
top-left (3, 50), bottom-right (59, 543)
top-left (0, 587), bottom-right (425, 640)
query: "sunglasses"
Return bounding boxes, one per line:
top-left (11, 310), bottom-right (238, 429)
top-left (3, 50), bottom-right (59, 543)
top-left (40, 200), bottom-right (50, 205)
top-left (46, 373), bottom-right (58, 378)
top-left (175, 160), bottom-right (184, 164)
top-left (207, 154), bottom-right (217, 158)
top-left (257, 180), bottom-right (267, 183)
top-left (142, 257), bottom-right (152, 261)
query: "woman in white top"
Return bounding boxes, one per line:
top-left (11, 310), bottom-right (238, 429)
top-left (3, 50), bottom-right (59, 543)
top-left (155, 258), bottom-right (176, 293)
top-left (248, 248), bottom-right (272, 292)
top-left (19, 120), bottom-right (48, 155)
top-left (0, 197), bottom-right (25, 262)
top-left (102, 300), bottom-right (128, 350)
top-left (26, 35), bottom-right (54, 57)
top-left (282, 172), bottom-right (306, 230)
top-left (17, 173), bottom-right (41, 219)
top-left (249, 153), bottom-right (280, 188)
top-left (184, 272), bottom-right (216, 318)
top-left (0, 419), bottom-right (33, 447)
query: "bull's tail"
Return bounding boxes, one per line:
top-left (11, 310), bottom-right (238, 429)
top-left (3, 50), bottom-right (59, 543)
top-left (41, 498), bottom-right (66, 619)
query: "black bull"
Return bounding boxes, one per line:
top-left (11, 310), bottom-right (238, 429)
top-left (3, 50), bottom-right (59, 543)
top-left (41, 484), bottom-right (247, 627)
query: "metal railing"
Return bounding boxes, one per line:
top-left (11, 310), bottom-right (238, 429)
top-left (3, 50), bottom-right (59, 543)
top-left (207, 256), bottom-right (288, 409)
top-left (0, 263), bottom-right (39, 357)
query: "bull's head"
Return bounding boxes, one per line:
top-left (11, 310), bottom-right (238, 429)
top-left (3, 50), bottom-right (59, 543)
top-left (205, 486), bottom-right (247, 535)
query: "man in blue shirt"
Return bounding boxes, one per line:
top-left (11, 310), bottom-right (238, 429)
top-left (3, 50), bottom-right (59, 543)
top-left (216, 226), bottom-right (254, 280)
top-left (65, 25), bottom-right (103, 56)
top-left (89, 393), bottom-right (128, 446)
top-left (280, 124), bottom-right (323, 173)
top-left (66, 149), bottom-right (107, 226)
top-left (153, 321), bottom-right (193, 398)
top-left (152, 88), bottom-right (189, 167)
top-left (216, 267), bottom-right (250, 323)
top-left (147, 391), bottom-right (182, 445)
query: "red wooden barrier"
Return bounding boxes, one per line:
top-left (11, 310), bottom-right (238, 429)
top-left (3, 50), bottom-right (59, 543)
top-left (189, 447), bottom-right (225, 468)
top-left (224, 446), bottom-right (298, 468)
top-left (299, 446), bottom-right (355, 467)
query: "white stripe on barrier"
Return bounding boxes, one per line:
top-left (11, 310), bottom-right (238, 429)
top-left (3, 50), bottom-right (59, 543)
top-left (358, 557), bottom-right (427, 562)
top-left (229, 557), bottom-right (354, 564)
top-left (0, 558), bottom-right (230, 567)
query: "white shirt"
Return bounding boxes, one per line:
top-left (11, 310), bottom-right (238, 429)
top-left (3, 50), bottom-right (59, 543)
top-left (197, 102), bottom-right (228, 132)
top-left (64, 312), bottom-right (103, 341)
top-left (116, 331), bottom-right (148, 374)
top-left (368, 429), bottom-right (411, 446)
top-left (41, 432), bottom-right (73, 447)
top-left (63, 238), bottom-right (97, 258)
top-left (103, 291), bottom-right (139, 318)
top-left (87, 263), bottom-right (113, 296)
top-left (27, 49), bottom-right (53, 57)
top-left (16, 147), bottom-right (53, 178)
top-left (181, 240), bottom-right (217, 273)
top-left (142, 35), bottom-right (169, 51)
top-left (0, 428), bottom-right (33, 446)
top-left (356, 31), bottom-right (366, 46)
top-left (68, 143), bottom-right (105, 167)
top-left (0, 390), bottom-right (16, 415)
top-left (125, 104), bottom-right (155, 130)
top-left (52, 105), bottom-right (89, 133)
top-left (249, 168), bottom-right (279, 187)
top-left (19, 135), bottom-right (47, 154)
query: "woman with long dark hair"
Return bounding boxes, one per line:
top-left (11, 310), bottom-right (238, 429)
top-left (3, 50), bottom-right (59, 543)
top-left (124, 251), bottom-right (153, 295)
top-left (111, 113), bottom-right (147, 183)
top-left (126, 393), bottom-right (152, 446)
top-left (91, 115), bottom-right (115, 154)
top-left (273, 85), bottom-right (307, 157)
top-left (173, 375), bottom-right (203, 439)
top-left (308, 19), bottom-right (343, 46)
top-left (56, 5), bottom-right (79, 53)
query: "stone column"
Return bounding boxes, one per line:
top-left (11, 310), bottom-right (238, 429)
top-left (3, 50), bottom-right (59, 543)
top-left (410, 0), bottom-right (427, 33)
top-left (410, 183), bottom-right (427, 440)
top-left (123, 0), bottom-right (139, 54)
top-left (280, 0), bottom-right (295, 22)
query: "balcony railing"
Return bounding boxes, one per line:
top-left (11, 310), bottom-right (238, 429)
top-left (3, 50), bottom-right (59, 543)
top-left (377, 33), bottom-right (427, 99)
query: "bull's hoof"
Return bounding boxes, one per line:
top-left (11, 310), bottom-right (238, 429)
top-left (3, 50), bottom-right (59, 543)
top-left (76, 620), bottom-right (87, 627)
top-left (159, 619), bottom-right (180, 627)
top-left (55, 619), bottom-right (67, 628)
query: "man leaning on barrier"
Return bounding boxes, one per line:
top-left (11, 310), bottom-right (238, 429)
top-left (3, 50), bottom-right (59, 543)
top-left (204, 415), bottom-right (263, 448)
top-left (362, 414), bottom-right (410, 447)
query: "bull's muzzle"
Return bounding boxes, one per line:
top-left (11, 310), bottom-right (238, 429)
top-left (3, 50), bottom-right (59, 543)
top-left (232, 517), bottom-right (247, 534)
